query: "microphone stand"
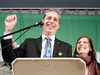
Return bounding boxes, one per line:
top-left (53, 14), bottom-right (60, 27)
top-left (0, 22), bottom-right (40, 39)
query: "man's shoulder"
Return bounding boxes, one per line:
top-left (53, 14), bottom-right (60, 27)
top-left (24, 36), bottom-right (42, 42)
top-left (56, 38), bottom-right (72, 46)
top-left (24, 38), bottom-right (37, 42)
top-left (25, 38), bottom-right (36, 40)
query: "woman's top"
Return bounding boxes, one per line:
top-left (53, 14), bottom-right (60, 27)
top-left (75, 55), bottom-right (100, 75)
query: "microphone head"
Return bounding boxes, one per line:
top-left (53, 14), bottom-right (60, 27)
top-left (39, 21), bottom-right (44, 27)
top-left (35, 21), bottom-right (44, 27)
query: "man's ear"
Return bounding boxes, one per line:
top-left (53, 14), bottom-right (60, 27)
top-left (42, 19), bottom-right (44, 22)
top-left (57, 23), bottom-right (60, 29)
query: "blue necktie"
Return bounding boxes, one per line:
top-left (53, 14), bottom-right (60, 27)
top-left (44, 37), bottom-right (51, 58)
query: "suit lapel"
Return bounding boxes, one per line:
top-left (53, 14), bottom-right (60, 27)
top-left (36, 36), bottom-right (42, 51)
top-left (53, 38), bottom-right (61, 57)
top-left (36, 37), bottom-right (61, 56)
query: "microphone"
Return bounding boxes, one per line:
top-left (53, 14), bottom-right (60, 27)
top-left (35, 21), bottom-right (44, 27)
top-left (0, 21), bottom-right (44, 39)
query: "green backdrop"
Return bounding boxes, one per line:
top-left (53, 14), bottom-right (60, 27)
top-left (0, 13), bottom-right (100, 53)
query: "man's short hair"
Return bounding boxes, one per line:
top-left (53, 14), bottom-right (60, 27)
top-left (43, 9), bottom-right (60, 23)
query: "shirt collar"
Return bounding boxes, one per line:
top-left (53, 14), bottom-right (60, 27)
top-left (42, 34), bottom-right (55, 41)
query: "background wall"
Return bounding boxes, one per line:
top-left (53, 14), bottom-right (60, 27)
top-left (0, 13), bottom-right (100, 62)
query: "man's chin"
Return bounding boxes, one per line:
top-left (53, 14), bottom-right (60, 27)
top-left (47, 30), bottom-right (53, 33)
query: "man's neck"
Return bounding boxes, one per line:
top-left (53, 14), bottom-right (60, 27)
top-left (42, 33), bottom-right (55, 37)
top-left (42, 34), bottom-right (55, 37)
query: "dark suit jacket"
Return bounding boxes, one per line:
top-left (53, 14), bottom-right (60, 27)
top-left (1, 36), bottom-right (72, 63)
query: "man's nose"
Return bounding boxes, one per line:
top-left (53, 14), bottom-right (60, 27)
top-left (50, 18), bottom-right (54, 22)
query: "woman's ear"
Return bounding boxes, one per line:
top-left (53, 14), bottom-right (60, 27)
top-left (90, 49), bottom-right (92, 51)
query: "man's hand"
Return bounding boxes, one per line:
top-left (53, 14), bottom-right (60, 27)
top-left (5, 14), bottom-right (17, 33)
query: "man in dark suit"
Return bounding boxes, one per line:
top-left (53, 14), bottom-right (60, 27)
top-left (1, 9), bottom-right (72, 63)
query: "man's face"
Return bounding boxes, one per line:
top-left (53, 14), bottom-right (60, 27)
top-left (42, 11), bottom-right (60, 36)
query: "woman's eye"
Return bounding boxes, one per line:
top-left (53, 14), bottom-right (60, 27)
top-left (77, 41), bottom-right (81, 44)
top-left (84, 41), bottom-right (87, 43)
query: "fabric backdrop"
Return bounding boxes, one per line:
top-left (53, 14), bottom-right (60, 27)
top-left (0, 13), bottom-right (100, 62)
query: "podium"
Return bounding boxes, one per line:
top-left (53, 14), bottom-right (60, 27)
top-left (11, 58), bottom-right (86, 75)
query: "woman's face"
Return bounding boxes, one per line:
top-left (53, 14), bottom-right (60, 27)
top-left (77, 37), bottom-right (92, 56)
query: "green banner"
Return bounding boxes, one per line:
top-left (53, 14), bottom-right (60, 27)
top-left (0, 13), bottom-right (100, 61)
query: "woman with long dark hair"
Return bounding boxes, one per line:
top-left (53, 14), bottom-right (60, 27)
top-left (73, 35), bottom-right (100, 75)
